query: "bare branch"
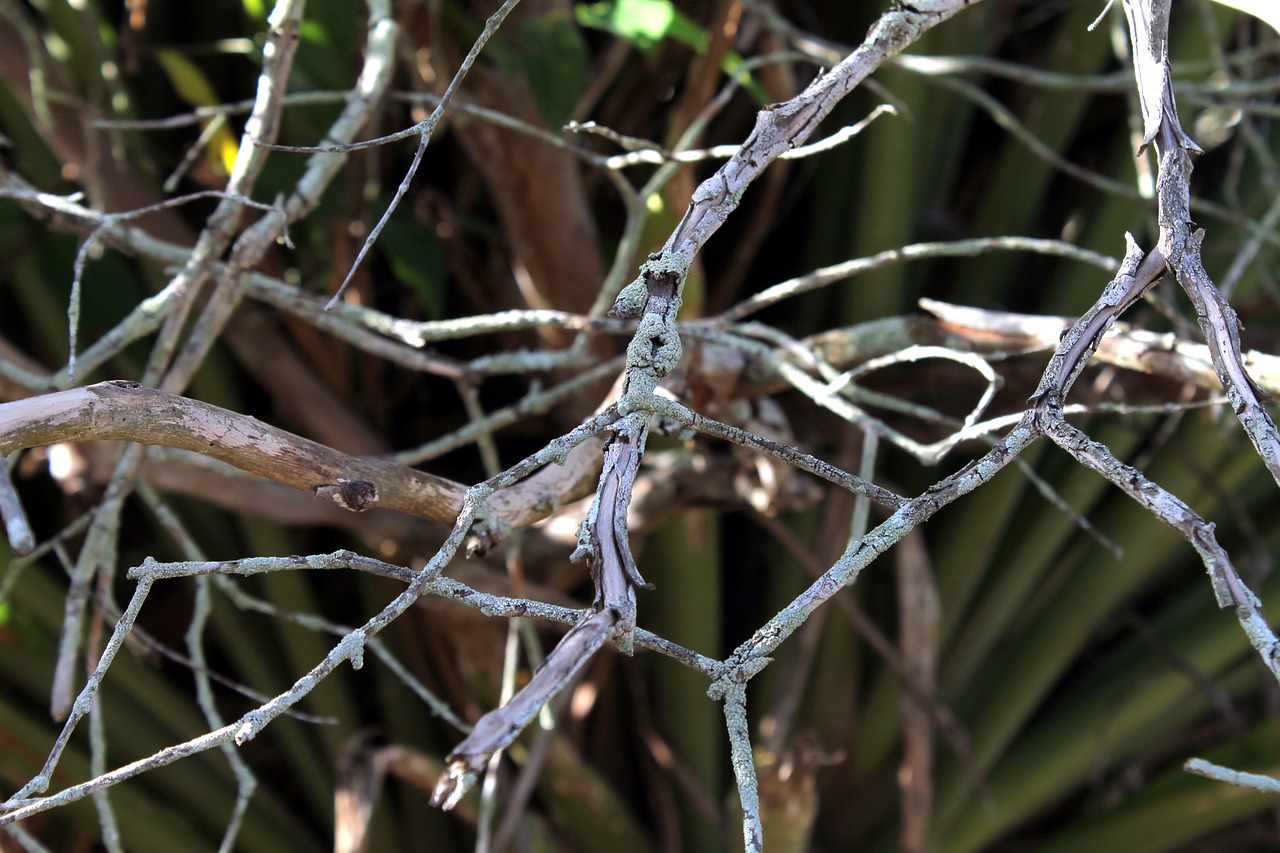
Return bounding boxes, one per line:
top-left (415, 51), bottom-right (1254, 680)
top-left (1184, 758), bottom-right (1280, 794)
top-left (1122, 1), bottom-right (1280, 487)
top-left (0, 458), bottom-right (34, 555)
top-left (0, 381), bottom-right (617, 536)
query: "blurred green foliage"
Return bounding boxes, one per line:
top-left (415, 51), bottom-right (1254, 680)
top-left (0, 1), bottom-right (1279, 852)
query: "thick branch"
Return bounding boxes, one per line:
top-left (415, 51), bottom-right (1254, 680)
top-left (0, 381), bottom-right (578, 533)
top-left (918, 300), bottom-right (1280, 396)
top-left (429, 609), bottom-right (615, 810)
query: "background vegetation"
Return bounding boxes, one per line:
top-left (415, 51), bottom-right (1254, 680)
top-left (1, 0), bottom-right (1279, 850)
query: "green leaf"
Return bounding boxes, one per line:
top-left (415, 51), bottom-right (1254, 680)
top-left (575, 0), bottom-right (705, 53)
top-left (298, 20), bottom-right (329, 46)
top-left (520, 15), bottom-right (591, 130)
top-left (377, 201), bottom-right (446, 319)
top-left (152, 49), bottom-right (239, 175)
top-left (575, 0), bottom-right (766, 101)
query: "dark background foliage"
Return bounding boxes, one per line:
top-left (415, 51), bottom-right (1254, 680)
top-left (1, 1), bottom-right (1279, 850)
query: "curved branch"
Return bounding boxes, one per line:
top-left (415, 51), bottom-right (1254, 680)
top-left (0, 381), bottom-right (588, 533)
top-left (0, 381), bottom-right (463, 520)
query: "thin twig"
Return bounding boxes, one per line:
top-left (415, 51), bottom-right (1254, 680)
top-left (1184, 758), bottom-right (1280, 793)
top-left (0, 457), bottom-right (34, 555)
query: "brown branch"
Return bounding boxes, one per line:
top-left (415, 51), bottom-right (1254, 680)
top-left (429, 609), bottom-right (616, 810)
top-left (896, 531), bottom-right (939, 853)
top-left (0, 381), bottom-right (462, 520)
top-left (0, 380), bottom-right (596, 534)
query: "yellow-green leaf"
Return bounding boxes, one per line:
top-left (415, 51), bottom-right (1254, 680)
top-left (153, 49), bottom-right (239, 176)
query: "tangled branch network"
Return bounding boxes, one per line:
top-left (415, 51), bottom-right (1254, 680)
top-left (1, 1), bottom-right (1279, 851)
